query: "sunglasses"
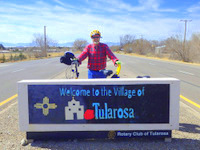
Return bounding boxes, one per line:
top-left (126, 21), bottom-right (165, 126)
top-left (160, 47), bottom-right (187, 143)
top-left (92, 37), bottom-right (100, 39)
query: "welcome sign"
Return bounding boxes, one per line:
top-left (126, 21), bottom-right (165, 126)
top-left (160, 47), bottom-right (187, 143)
top-left (28, 84), bottom-right (169, 124)
top-left (18, 78), bottom-right (180, 132)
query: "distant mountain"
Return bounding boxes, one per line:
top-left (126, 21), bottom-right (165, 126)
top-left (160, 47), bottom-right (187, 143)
top-left (60, 42), bottom-right (119, 47)
top-left (1, 42), bottom-right (33, 47)
top-left (0, 41), bottom-right (119, 47)
top-left (58, 42), bottom-right (74, 47)
top-left (0, 44), bottom-right (6, 50)
top-left (105, 42), bottom-right (119, 46)
top-left (1, 42), bottom-right (74, 47)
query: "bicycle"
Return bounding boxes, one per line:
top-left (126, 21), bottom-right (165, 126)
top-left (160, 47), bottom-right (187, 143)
top-left (60, 51), bottom-right (121, 79)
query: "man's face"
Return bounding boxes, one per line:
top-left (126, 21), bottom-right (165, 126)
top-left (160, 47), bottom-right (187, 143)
top-left (92, 34), bottom-right (100, 44)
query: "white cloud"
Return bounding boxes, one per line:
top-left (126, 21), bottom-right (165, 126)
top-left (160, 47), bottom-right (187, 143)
top-left (187, 2), bottom-right (200, 13)
top-left (186, 2), bottom-right (200, 22)
top-left (53, 0), bottom-right (66, 6)
top-left (0, 0), bottom-right (198, 44)
top-left (53, 0), bottom-right (77, 10)
top-left (86, 0), bottom-right (177, 13)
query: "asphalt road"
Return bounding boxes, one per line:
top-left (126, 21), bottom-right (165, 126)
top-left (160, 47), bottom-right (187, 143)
top-left (115, 54), bottom-right (200, 112)
top-left (0, 57), bottom-right (67, 103)
top-left (0, 54), bottom-right (200, 112)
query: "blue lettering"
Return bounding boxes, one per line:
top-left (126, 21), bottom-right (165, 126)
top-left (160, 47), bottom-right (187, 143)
top-left (105, 103), bottom-right (108, 119)
top-left (117, 108), bottom-right (123, 118)
top-left (99, 109), bottom-right (104, 119)
top-left (107, 108), bottom-right (113, 119)
top-left (142, 87), bottom-right (145, 96)
top-left (92, 103), bottom-right (134, 120)
top-left (132, 90), bottom-right (135, 96)
top-left (129, 108), bottom-right (134, 118)
top-left (128, 90), bottom-right (132, 99)
top-left (137, 89), bottom-right (142, 96)
top-left (124, 89), bottom-right (127, 96)
top-left (76, 90), bottom-right (79, 96)
top-left (67, 89), bottom-right (70, 96)
top-left (95, 89), bottom-right (99, 96)
top-left (124, 108), bottom-right (129, 118)
top-left (59, 88), bottom-right (66, 96)
top-left (113, 109), bottom-right (117, 119)
top-left (92, 103), bottom-right (100, 119)
top-left (72, 89), bottom-right (76, 96)
top-left (113, 87), bottom-right (118, 96)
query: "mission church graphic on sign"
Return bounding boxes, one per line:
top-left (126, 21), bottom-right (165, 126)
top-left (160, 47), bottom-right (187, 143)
top-left (65, 97), bottom-right (84, 120)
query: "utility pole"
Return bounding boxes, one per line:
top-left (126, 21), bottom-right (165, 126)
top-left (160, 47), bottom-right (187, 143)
top-left (140, 35), bottom-right (144, 54)
top-left (180, 20), bottom-right (192, 60)
top-left (44, 26), bottom-right (47, 57)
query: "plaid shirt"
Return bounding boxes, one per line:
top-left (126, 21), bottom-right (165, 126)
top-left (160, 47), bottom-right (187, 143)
top-left (77, 43), bottom-right (118, 70)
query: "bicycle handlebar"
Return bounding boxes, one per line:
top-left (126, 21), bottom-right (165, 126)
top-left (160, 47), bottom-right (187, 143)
top-left (116, 64), bottom-right (121, 75)
top-left (61, 51), bottom-right (121, 79)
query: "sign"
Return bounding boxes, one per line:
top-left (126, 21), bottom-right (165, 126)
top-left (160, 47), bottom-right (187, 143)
top-left (26, 130), bottom-right (172, 140)
top-left (18, 78), bottom-right (180, 132)
top-left (28, 84), bottom-right (169, 124)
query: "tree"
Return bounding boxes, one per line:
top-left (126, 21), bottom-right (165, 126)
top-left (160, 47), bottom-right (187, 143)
top-left (136, 39), bottom-right (152, 55)
top-left (0, 54), bottom-right (6, 63)
top-left (120, 34), bottom-right (135, 50)
top-left (73, 39), bottom-right (88, 51)
top-left (110, 45), bottom-right (120, 52)
top-left (123, 43), bottom-right (133, 53)
top-left (164, 35), bottom-right (190, 61)
top-left (19, 52), bottom-right (26, 60)
top-left (31, 33), bottom-right (57, 57)
top-left (10, 54), bottom-right (13, 61)
top-left (188, 33), bottom-right (200, 63)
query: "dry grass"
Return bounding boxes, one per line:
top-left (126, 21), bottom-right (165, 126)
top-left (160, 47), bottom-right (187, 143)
top-left (116, 51), bottom-right (200, 66)
top-left (0, 52), bottom-right (20, 59)
top-left (2, 51), bottom-right (199, 66)
top-left (0, 52), bottom-right (65, 63)
top-left (47, 52), bottom-right (64, 58)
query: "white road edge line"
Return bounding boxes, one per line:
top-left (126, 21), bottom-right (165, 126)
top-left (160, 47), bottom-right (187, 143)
top-left (178, 70), bottom-right (194, 76)
top-left (12, 69), bottom-right (24, 73)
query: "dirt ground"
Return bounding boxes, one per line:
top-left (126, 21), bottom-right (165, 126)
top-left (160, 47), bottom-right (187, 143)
top-left (0, 71), bottom-right (199, 150)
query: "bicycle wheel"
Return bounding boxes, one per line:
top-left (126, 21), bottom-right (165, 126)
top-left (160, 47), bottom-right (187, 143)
top-left (65, 65), bottom-right (76, 79)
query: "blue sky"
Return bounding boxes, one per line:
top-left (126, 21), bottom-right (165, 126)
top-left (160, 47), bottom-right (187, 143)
top-left (0, 0), bottom-right (200, 44)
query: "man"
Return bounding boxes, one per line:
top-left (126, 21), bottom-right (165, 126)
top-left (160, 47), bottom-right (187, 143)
top-left (77, 30), bottom-right (121, 79)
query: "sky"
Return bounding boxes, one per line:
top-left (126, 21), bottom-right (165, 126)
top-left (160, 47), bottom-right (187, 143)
top-left (0, 0), bottom-right (200, 44)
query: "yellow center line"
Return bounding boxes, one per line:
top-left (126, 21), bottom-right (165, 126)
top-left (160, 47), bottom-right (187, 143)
top-left (0, 94), bottom-right (18, 107)
top-left (180, 95), bottom-right (200, 109)
top-left (0, 94), bottom-right (200, 110)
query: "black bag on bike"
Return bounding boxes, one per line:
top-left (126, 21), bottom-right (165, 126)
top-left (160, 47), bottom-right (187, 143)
top-left (60, 51), bottom-right (75, 65)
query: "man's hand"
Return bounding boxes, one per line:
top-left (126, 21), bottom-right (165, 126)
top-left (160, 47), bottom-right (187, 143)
top-left (115, 60), bottom-right (121, 65)
top-left (72, 58), bottom-right (79, 66)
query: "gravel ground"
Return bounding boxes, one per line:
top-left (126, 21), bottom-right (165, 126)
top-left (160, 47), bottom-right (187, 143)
top-left (0, 72), bottom-right (200, 150)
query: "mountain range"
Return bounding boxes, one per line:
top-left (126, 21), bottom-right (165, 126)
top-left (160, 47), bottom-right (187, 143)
top-left (1, 42), bottom-right (119, 47)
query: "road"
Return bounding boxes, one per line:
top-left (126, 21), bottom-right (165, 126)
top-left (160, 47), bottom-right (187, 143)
top-left (0, 57), bottom-right (67, 103)
top-left (115, 54), bottom-right (200, 112)
top-left (0, 54), bottom-right (200, 112)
